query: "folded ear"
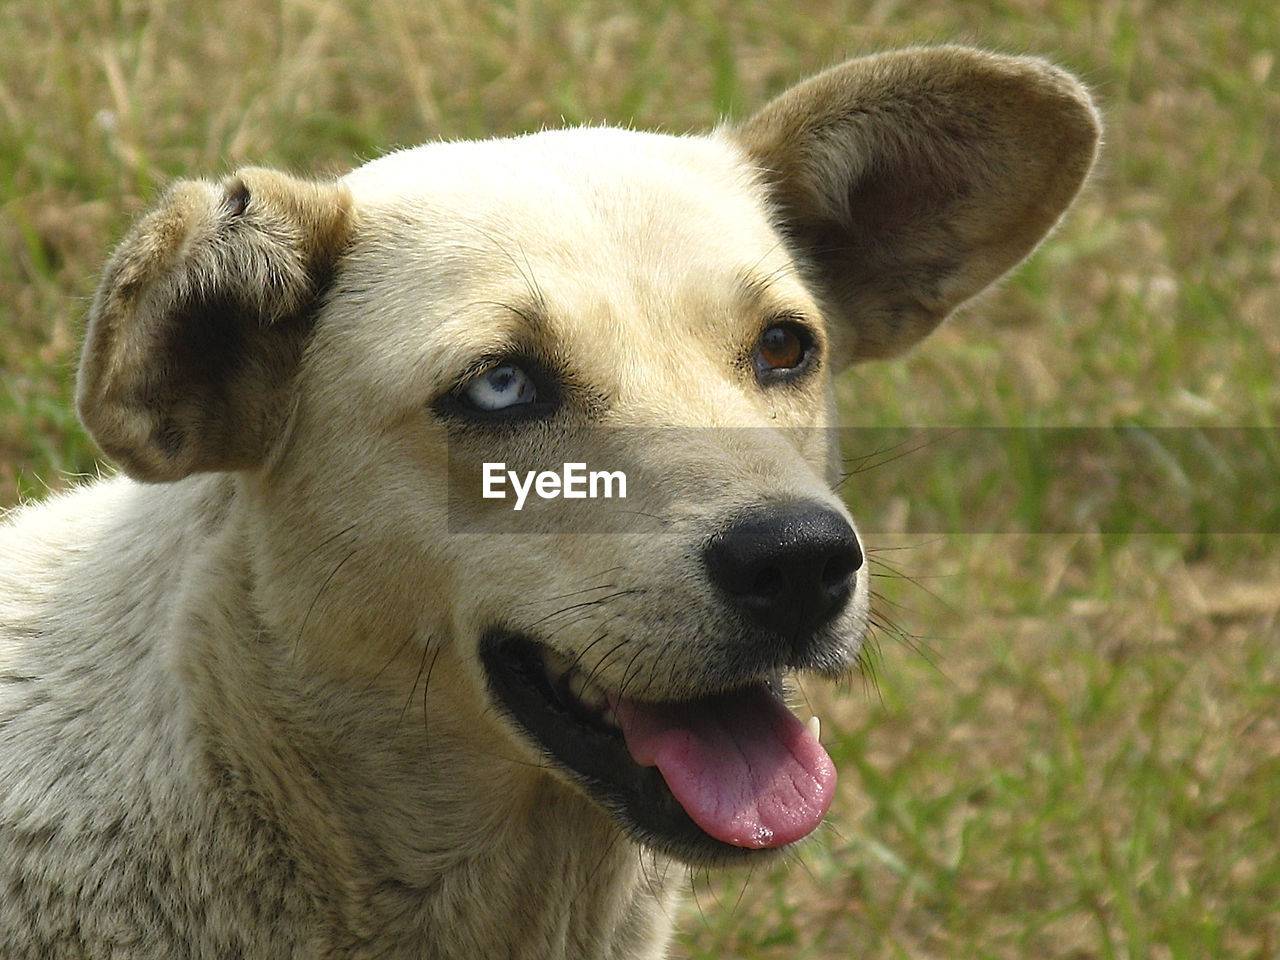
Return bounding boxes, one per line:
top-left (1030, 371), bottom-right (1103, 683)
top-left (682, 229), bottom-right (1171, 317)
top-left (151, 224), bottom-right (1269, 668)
top-left (77, 168), bottom-right (351, 482)
top-left (735, 46), bottom-right (1101, 364)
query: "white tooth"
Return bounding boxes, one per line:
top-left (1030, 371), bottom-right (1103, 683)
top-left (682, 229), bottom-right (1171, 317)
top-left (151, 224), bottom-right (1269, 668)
top-left (806, 715), bottom-right (821, 742)
top-left (582, 682), bottom-right (609, 712)
top-left (570, 674), bottom-right (609, 711)
top-left (562, 669), bottom-right (609, 712)
top-left (542, 650), bottom-right (572, 682)
top-left (600, 707), bottom-right (619, 729)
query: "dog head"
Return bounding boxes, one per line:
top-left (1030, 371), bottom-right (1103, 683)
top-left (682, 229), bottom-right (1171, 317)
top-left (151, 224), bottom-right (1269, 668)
top-left (77, 47), bottom-right (1098, 866)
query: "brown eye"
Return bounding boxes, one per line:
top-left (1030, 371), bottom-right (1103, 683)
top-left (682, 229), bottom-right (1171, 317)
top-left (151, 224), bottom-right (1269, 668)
top-left (753, 323), bottom-right (812, 377)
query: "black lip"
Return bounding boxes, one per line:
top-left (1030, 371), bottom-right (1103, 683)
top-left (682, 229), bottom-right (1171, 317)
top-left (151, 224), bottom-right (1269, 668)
top-left (479, 630), bottom-right (779, 866)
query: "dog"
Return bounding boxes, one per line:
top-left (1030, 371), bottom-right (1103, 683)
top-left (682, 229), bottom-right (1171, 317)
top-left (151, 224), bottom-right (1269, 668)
top-left (0, 46), bottom-right (1098, 959)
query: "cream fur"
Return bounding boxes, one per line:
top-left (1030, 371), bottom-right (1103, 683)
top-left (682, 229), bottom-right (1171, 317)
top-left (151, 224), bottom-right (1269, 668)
top-left (1, 47), bottom-right (1098, 959)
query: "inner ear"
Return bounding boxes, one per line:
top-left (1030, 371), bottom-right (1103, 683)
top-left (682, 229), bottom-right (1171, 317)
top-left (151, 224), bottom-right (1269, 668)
top-left (77, 169), bottom-right (352, 482)
top-left (735, 46), bottom-right (1101, 365)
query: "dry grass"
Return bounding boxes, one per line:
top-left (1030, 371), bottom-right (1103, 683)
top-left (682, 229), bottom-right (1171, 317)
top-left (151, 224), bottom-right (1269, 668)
top-left (2, 1), bottom-right (1278, 957)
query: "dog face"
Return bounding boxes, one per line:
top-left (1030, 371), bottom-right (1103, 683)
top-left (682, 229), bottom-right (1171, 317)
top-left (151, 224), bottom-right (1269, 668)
top-left (76, 48), bottom-right (1098, 866)
top-left (309, 130), bottom-right (870, 860)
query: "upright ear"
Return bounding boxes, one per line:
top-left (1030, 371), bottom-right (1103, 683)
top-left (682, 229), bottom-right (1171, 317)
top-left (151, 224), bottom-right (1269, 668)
top-left (735, 46), bottom-right (1101, 364)
top-left (77, 168), bottom-right (351, 482)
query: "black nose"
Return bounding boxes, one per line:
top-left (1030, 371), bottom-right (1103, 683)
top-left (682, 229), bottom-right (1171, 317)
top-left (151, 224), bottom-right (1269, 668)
top-left (703, 502), bottom-right (862, 640)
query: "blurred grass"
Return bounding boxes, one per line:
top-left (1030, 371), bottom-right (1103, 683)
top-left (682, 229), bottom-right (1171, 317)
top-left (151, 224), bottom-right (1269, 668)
top-left (2, 0), bottom-right (1278, 957)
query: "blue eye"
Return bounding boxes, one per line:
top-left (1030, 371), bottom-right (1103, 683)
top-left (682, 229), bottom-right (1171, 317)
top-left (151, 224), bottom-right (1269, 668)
top-left (462, 363), bottom-right (537, 411)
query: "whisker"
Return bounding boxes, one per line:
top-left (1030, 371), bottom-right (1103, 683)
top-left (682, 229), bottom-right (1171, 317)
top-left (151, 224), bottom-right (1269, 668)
top-left (585, 636), bottom-right (633, 693)
top-left (566, 628), bottom-right (614, 677)
top-left (507, 571), bottom-right (626, 610)
top-left (294, 545), bottom-right (361, 658)
top-left (398, 633), bottom-right (430, 731)
top-left (617, 642), bottom-right (651, 700)
top-left (524, 588), bottom-right (641, 631)
top-left (362, 630), bottom-right (418, 694)
top-left (728, 860), bottom-right (756, 918)
top-left (578, 823), bottom-right (626, 897)
top-left (834, 430), bottom-right (950, 490)
top-left (295, 522), bottom-right (359, 564)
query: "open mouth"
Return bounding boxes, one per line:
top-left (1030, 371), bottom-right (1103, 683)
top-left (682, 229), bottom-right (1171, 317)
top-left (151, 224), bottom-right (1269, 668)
top-left (480, 631), bottom-right (836, 866)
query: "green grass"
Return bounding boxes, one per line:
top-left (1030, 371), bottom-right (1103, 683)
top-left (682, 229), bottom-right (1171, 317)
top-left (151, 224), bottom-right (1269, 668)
top-left (3, 0), bottom-right (1278, 957)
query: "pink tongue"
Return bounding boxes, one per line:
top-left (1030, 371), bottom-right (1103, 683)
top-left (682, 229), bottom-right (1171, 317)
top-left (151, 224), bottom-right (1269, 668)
top-left (611, 685), bottom-right (836, 849)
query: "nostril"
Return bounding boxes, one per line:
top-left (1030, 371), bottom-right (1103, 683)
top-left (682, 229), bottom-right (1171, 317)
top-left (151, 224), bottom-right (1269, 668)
top-left (821, 551), bottom-right (856, 597)
top-left (822, 534), bottom-right (862, 592)
top-left (746, 567), bottom-right (784, 602)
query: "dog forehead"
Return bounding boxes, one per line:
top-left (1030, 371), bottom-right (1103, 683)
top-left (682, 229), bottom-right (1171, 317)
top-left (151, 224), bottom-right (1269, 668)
top-left (347, 126), bottom-right (752, 194)
top-left (342, 127), bottom-right (782, 265)
top-left (326, 127), bottom-right (812, 391)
